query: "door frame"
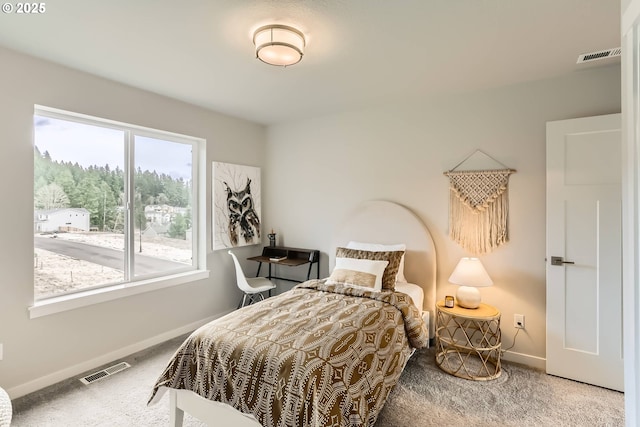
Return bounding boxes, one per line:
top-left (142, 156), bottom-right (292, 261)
top-left (622, 0), bottom-right (640, 424)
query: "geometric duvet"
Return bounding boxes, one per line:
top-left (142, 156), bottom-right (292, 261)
top-left (149, 280), bottom-right (429, 426)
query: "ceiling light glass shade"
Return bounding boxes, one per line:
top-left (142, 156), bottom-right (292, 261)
top-left (448, 257), bottom-right (493, 309)
top-left (253, 24), bottom-right (305, 67)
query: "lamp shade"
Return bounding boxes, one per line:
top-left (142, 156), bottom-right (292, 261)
top-left (448, 257), bottom-right (493, 309)
top-left (253, 24), bottom-right (305, 67)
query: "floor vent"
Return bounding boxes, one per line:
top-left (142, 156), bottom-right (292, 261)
top-left (577, 47), bottom-right (621, 64)
top-left (80, 362), bottom-right (131, 385)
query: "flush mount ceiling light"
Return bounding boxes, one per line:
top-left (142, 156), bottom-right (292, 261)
top-left (253, 24), bottom-right (305, 67)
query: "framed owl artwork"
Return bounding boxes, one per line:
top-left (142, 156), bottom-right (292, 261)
top-left (212, 162), bottom-right (262, 250)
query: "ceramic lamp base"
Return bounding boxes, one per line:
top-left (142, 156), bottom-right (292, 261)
top-left (456, 286), bottom-right (481, 309)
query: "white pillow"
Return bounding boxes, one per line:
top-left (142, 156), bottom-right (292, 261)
top-left (346, 241), bottom-right (408, 283)
top-left (326, 257), bottom-right (389, 291)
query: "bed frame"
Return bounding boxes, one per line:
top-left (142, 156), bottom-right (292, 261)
top-left (166, 200), bottom-right (437, 426)
top-left (331, 200), bottom-right (437, 338)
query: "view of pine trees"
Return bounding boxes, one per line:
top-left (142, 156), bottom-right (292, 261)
top-left (34, 146), bottom-right (192, 238)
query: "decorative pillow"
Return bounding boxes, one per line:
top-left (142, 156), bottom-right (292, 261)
top-left (346, 241), bottom-right (408, 283)
top-left (326, 257), bottom-right (389, 291)
top-left (335, 247), bottom-right (405, 290)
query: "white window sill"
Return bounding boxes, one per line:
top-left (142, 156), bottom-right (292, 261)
top-left (29, 270), bottom-right (209, 319)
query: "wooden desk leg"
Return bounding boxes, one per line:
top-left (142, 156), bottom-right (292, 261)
top-left (306, 263), bottom-right (313, 280)
top-left (255, 262), bottom-right (263, 277)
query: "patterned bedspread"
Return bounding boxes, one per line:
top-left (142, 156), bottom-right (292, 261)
top-left (149, 279), bottom-right (429, 427)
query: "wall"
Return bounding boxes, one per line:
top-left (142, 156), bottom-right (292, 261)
top-left (0, 46), bottom-right (266, 396)
top-left (0, 43), bottom-right (622, 394)
top-left (262, 65), bottom-right (621, 368)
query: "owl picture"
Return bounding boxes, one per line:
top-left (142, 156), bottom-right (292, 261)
top-left (212, 162), bottom-right (262, 249)
top-left (224, 178), bottom-right (261, 246)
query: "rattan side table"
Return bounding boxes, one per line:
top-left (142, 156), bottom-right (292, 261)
top-left (435, 301), bottom-right (501, 380)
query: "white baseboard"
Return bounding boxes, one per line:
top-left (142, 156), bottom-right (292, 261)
top-left (502, 349), bottom-right (546, 371)
top-left (7, 311), bottom-right (231, 399)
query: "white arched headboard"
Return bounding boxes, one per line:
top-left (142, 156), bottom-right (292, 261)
top-left (331, 200), bottom-right (437, 338)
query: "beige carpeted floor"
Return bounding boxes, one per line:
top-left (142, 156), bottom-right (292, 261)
top-left (10, 334), bottom-right (624, 426)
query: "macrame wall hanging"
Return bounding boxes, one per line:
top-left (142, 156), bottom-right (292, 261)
top-left (444, 150), bottom-right (516, 255)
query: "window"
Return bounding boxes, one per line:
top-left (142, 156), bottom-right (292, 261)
top-left (33, 106), bottom-right (206, 310)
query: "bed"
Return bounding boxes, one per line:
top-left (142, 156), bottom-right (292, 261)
top-left (149, 200), bottom-right (437, 426)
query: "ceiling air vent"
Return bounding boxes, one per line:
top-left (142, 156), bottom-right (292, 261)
top-left (577, 47), bottom-right (621, 64)
top-left (79, 361), bottom-right (131, 385)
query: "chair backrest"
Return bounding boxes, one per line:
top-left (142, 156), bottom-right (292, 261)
top-left (228, 251), bottom-right (254, 293)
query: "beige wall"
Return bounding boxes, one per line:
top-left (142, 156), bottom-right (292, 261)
top-left (0, 46), bottom-right (266, 395)
top-left (262, 65), bottom-right (621, 367)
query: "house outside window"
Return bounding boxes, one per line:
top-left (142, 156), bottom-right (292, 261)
top-left (33, 105), bottom-right (206, 306)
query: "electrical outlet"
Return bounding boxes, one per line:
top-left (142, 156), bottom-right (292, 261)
top-left (514, 314), bottom-right (525, 329)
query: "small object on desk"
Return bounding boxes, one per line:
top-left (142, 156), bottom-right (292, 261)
top-left (269, 256), bottom-right (287, 262)
top-left (268, 230), bottom-right (276, 247)
top-left (444, 295), bottom-right (454, 308)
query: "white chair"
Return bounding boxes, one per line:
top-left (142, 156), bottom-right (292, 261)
top-left (229, 250), bottom-right (276, 309)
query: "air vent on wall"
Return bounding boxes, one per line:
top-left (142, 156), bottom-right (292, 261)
top-left (577, 47), bottom-right (621, 64)
top-left (79, 361), bottom-right (131, 385)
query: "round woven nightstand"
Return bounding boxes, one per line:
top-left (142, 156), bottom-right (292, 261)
top-left (0, 386), bottom-right (11, 427)
top-left (435, 301), bottom-right (502, 381)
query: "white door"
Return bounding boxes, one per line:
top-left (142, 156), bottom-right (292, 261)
top-left (546, 113), bottom-right (623, 391)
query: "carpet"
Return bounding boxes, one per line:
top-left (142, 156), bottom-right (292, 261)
top-left (11, 336), bottom-right (624, 426)
top-left (377, 347), bottom-right (624, 426)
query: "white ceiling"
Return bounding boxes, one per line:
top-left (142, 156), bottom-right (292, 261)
top-left (0, 0), bottom-right (621, 125)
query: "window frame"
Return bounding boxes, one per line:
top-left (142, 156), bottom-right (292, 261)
top-left (30, 105), bottom-right (208, 318)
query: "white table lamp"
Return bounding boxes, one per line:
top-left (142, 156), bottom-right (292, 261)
top-left (448, 257), bottom-right (493, 309)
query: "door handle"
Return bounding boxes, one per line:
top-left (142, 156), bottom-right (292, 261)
top-left (551, 256), bottom-right (575, 266)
